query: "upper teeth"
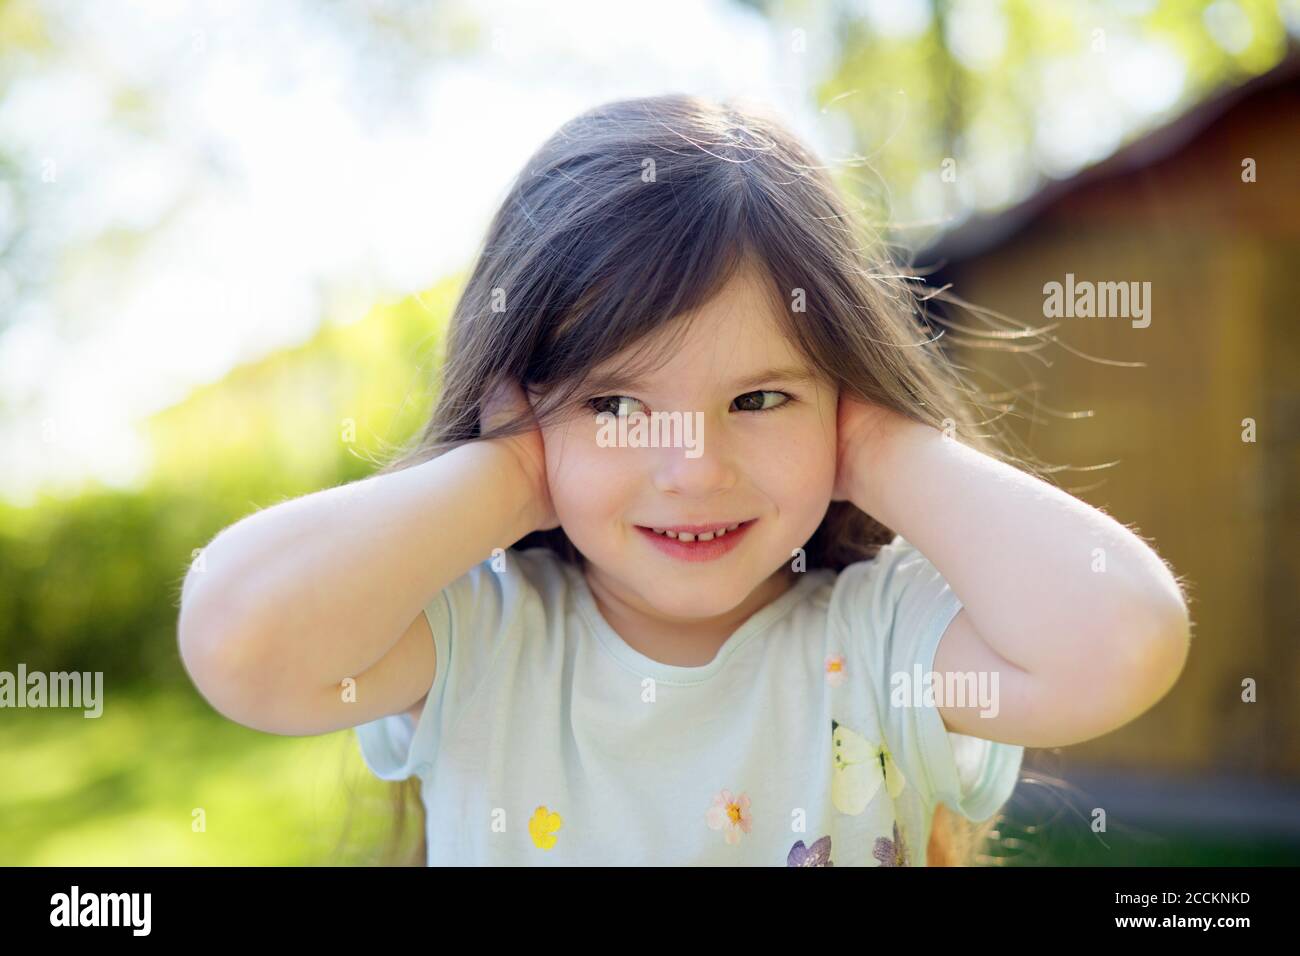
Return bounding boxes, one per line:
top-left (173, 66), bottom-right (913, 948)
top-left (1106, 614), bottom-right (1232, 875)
top-left (650, 523), bottom-right (741, 542)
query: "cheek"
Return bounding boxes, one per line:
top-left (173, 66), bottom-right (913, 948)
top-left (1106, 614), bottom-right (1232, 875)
top-left (542, 424), bottom-right (633, 523)
top-left (749, 413), bottom-right (837, 495)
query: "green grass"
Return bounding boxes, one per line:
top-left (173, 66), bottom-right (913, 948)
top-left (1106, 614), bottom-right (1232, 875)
top-left (991, 807), bottom-right (1300, 866)
top-left (1000, 825), bottom-right (1300, 866)
top-left (0, 688), bottom-right (410, 865)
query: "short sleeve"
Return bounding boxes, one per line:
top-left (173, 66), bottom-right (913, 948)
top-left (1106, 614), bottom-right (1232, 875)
top-left (353, 548), bottom-right (523, 782)
top-left (841, 536), bottom-right (1024, 822)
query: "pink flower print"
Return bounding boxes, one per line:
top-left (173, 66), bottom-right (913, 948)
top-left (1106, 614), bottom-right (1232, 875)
top-left (705, 789), bottom-right (753, 845)
top-left (824, 654), bottom-right (847, 688)
top-left (873, 821), bottom-right (910, 867)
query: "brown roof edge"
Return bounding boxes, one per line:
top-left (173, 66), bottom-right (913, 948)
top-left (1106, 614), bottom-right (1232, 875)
top-left (914, 40), bottom-right (1300, 268)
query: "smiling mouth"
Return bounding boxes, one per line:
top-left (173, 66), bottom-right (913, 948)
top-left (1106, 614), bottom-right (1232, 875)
top-left (634, 519), bottom-right (758, 542)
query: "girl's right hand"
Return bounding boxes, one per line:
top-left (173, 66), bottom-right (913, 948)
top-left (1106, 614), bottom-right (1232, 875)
top-left (479, 376), bottom-right (561, 532)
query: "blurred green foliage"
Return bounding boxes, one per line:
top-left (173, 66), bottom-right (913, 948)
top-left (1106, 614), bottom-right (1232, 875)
top-left (0, 688), bottom-right (402, 865)
top-left (0, 279), bottom-right (460, 863)
top-left (1, 275), bottom-right (462, 691)
top-left (801, 0), bottom-right (1294, 243)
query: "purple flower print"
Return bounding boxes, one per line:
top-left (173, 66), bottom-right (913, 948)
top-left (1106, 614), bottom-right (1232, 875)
top-left (873, 822), bottom-right (910, 866)
top-left (787, 835), bottom-right (833, 867)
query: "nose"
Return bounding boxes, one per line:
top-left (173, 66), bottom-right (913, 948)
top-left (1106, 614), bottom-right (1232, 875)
top-left (650, 412), bottom-right (737, 498)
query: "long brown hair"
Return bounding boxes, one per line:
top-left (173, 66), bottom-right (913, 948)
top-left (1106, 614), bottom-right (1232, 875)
top-left (359, 93), bottom-right (1042, 866)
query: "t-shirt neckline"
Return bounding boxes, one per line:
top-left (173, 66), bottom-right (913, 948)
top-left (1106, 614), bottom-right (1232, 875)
top-left (565, 560), bottom-right (831, 685)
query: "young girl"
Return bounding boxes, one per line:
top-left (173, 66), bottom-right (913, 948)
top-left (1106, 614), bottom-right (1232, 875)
top-left (178, 94), bottom-right (1191, 867)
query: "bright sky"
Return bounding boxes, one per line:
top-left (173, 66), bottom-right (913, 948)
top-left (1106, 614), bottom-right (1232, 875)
top-left (0, 0), bottom-right (821, 504)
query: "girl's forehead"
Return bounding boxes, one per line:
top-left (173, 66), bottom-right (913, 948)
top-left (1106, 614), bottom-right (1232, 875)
top-left (583, 325), bottom-right (824, 394)
top-left (625, 274), bottom-right (792, 356)
top-left (563, 258), bottom-right (832, 391)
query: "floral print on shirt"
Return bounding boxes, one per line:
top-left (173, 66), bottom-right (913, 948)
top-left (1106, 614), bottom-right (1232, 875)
top-left (706, 789), bottom-right (753, 845)
top-left (528, 805), bottom-right (563, 850)
top-left (829, 718), bottom-right (914, 866)
top-left (787, 835), bottom-right (834, 866)
top-left (873, 822), bottom-right (910, 866)
top-left (824, 654), bottom-right (847, 687)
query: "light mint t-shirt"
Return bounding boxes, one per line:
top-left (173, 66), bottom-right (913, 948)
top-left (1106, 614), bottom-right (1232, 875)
top-left (354, 536), bottom-right (1024, 866)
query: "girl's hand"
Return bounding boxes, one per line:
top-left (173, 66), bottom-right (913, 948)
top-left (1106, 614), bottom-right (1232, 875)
top-left (831, 389), bottom-right (924, 512)
top-left (480, 376), bottom-right (561, 532)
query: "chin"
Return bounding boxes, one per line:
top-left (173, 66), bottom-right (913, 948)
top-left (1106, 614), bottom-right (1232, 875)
top-left (635, 584), bottom-right (747, 621)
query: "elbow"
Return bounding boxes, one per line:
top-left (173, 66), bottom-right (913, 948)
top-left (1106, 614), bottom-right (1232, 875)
top-left (177, 569), bottom-right (271, 727)
top-left (1133, 549), bottom-right (1193, 692)
top-left (1147, 597), bottom-right (1192, 697)
top-left (1133, 568), bottom-right (1192, 687)
top-left (1100, 593), bottom-right (1192, 722)
top-left (1029, 590), bottom-right (1191, 747)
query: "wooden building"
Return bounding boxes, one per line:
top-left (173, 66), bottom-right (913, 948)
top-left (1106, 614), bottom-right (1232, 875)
top-left (917, 52), bottom-right (1300, 828)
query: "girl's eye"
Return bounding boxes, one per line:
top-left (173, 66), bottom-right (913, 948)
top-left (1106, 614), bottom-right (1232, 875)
top-left (588, 395), bottom-right (646, 417)
top-left (587, 391), bottom-right (793, 416)
top-left (732, 390), bottom-right (792, 413)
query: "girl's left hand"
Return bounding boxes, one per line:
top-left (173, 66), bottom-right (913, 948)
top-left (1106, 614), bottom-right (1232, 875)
top-left (831, 390), bottom-right (917, 508)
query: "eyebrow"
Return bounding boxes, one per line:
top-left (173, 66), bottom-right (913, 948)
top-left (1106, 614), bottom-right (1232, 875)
top-left (583, 366), bottom-right (821, 394)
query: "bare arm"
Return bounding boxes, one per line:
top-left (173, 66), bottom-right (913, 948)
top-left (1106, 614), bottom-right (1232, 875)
top-left (178, 438), bottom-right (542, 736)
top-left (836, 398), bottom-right (1191, 749)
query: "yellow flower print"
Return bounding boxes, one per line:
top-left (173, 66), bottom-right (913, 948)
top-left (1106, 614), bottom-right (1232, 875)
top-left (528, 805), bottom-right (563, 850)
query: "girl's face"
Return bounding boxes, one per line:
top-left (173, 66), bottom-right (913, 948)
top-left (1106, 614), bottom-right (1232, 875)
top-left (538, 262), bottom-right (840, 625)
